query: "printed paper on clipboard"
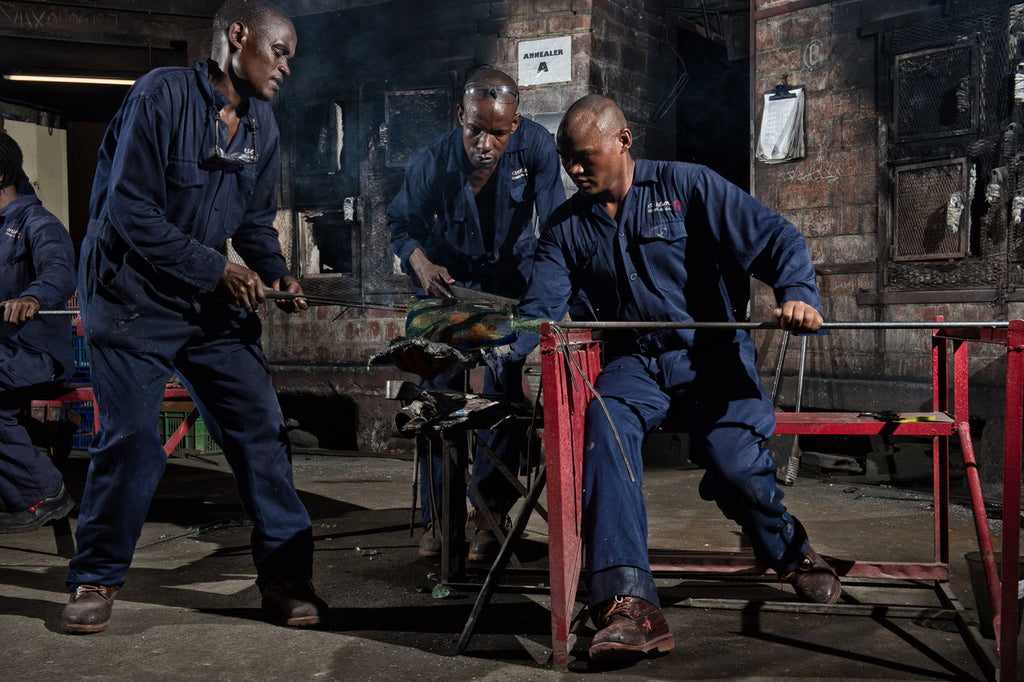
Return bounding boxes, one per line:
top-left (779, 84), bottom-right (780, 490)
top-left (756, 85), bottom-right (805, 164)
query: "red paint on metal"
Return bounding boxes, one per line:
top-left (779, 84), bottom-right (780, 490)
top-left (540, 320), bottom-right (1024, 678)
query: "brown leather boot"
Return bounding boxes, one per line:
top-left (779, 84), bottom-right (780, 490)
top-left (466, 508), bottom-right (509, 563)
top-left (62, 584), bottom-right (118, 634)
top-left (784, 547), bottom-right (841, 604)
top-left (588, 596), bottom-right (674, 664)
top-left (260, 579), bottom-right (328, 627)
top-left (419, 520), bottom-right (442, 557)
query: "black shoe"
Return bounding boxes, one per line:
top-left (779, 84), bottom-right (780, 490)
top-left (0, 483), bottom-right (74, 534)
top-left (260, 579), bottom-right (328, 627)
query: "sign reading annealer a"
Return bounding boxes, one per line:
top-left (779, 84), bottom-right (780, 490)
top-left (518, 36), bottom-right (572, 86)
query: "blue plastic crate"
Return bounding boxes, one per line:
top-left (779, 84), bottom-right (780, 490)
top-left (71, 333), bottom-right (89, 369)
top-left (69, 400), bottom-right (94, 449)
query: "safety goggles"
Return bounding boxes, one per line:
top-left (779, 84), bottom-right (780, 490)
top-left (464, 83), bottom-right (519, 104)
top-left (202, 111), bottom-right (258, 171)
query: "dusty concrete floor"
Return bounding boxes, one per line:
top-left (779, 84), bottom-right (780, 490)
top-left (0, 447), bottom-right (1015, 681)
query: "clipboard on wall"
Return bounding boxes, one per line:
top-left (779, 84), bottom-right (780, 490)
top-left (756, 84), bottom-right (805, 164)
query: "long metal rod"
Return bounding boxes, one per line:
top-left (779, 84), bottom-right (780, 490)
top-left (37, 289), bottom-right (408, 316)
top-left (553, 320), bottom-right (1009, 330)
top-left (264, 289), bottom-right (405, 312)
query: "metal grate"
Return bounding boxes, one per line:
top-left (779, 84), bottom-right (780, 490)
top-left (384, 89), bottom-right (453, 169)
top-left (894, 41), bottom-right (977, 142)
top-left (298, 274), bottom-right (361, 299)
top-left (892, 159), bottom-right (970, 261)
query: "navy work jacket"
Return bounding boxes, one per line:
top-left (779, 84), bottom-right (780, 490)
top-left (386, 116), bottom-right (564, 298)
top-left (516, 160), bottom-right (821, 357)
top-left (1, 193), bottom-right (76, 380)
top-left (81, 60), bottom-right (291, 345)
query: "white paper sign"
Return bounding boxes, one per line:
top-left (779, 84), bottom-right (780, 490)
top-left (518, 36), bottom-right (572, 86)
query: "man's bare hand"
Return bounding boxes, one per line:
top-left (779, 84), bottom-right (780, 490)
top-left (1, 295), bottom-right (41, 325)
top-left (774, 300), bottom-right (823, 334)
top-left (409, 249), bottom-right (455, 298)
top-left (270, 276), bottom-right (307, 314)
top-left (217, 261), bottom-right (265, 313)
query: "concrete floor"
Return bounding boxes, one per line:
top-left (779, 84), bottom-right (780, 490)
top-left (0, 447), bottom-right (1014, 681)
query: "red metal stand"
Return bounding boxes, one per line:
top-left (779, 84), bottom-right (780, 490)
top-left (540, 320), bottom-right (1021, 679)
top-left (31, 384), bottom-right (199, 456)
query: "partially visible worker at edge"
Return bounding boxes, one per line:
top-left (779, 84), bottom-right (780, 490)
top-left (387, 68), bottom-right (565, 562)
top-left (62, 0), bottom-right (326, 634)
top-left (508, 94), bottom-right (839, 666)
top-left (0, 130), bottom-right (77, 534)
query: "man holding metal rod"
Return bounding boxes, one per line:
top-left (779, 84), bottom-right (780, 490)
top-left (509, 95), bottom-right (839, 666)
top-left (0, 130), bottom-right (77, 533)
top-left (386, 68), bottom-right (564, 562)
top-left (62, 0), bottom-right (325, 634)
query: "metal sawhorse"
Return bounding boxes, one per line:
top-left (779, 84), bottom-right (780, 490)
top-left (539, 319), bottom-right (1021, 680)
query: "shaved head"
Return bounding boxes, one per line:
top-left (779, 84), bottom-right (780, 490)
top-left (465, 68), bottom-right (518, 91)
top-left (458, 68), bottom-right (520, 171)
top-left (556, 94), bottom-right (634, 209)
top-left (213, 0), bottom-right (288, 39)
top-left (559, 94), bottom-right (627, 138)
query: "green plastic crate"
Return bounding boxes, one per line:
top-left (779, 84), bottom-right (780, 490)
top-left (159, 411), bottom-right (220, 453)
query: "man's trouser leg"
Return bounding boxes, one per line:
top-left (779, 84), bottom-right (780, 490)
top-left (685, 343), bottom-right (809, 575)
top-left (417, 370), bottom-right (467, 527)
top-left (0, 407), bottom-right (63, 511)
top-left (582, 355), bottom-right (669, 608)
top-left (0, 346), bottom-right (64, 510)
top-left (469, 357), bottom-right (526, 516)
top-left (67, 346), bottom-right (171, 589)
top-left (174, 327), bottom-right (313, 584)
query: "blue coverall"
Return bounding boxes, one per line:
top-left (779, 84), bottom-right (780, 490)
top-left (67, 61), bottom-right (313, 590)
top-left (0, 192), bottom-right (76, 510)
top-left (513, 160), bottom-right (821, 607)
top-left (387, 117), bottom-right (564, 525)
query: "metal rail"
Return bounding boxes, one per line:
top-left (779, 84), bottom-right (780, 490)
top-left (554, 320), bottom-right (1009, 330)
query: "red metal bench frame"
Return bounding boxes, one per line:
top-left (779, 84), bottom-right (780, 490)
top-left (539, 319), bottom-right (1023, 680)
top-left (31, 384), bottom-right (201, 456)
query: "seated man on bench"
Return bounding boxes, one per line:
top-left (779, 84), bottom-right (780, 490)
top-left (0, 130), bottom-right (77, 533)
top-left (509, 95), bottom-right (839, 666)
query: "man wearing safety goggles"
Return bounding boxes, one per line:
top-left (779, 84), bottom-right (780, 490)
top-left (63, 0), bottom-right (325, 635)
top-left (387, 68), bottom-right (565, 563)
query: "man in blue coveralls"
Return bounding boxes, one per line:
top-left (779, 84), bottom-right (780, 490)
top-left (387, 68), bottom-right (565, 561)
top-left (511, 95), bottom-right (840, 665)
top-left (62, 0), bottom-right (326, 634)
top-left (0, 130), bottom-right (77, 533)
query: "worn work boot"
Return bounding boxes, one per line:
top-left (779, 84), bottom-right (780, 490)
top-left (260, 579), bottom-right (328, 627)
top-left (466, 508), bottom-right (510, 563)
top-left (589, 596), bottom-right (674, 664)
top-left (784, 547), bottom-right (842, 604)
top-left (0, 483), bottom-right (75, 534)
top-left (419, 520), bottom-right (442, 558)
top-left (62, 584), bottom-right (119, 634)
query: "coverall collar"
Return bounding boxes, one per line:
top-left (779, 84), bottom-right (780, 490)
top-left (0, 193), bottom-right (41, 221)
top-left (443, 117), bottom-right (528, 176)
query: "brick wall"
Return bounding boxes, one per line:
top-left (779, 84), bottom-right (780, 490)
top-left (752, 2), bottom-right (887, 391)
top-left (589, 0), bottom-right (677, 158)
top-left (260, 0), bottom-right (686, 453)
top-left (751, 0), bottom-right (1016, 491)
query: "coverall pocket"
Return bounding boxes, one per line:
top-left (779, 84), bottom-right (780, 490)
top-left (4, 224), bottom-right (26, 265)
top-left (509, 182), bottom-right (526, 205)
top-left (166, 160), bottom-right (205, 229)
top-left (637, 219), bottom-right (688, 291)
